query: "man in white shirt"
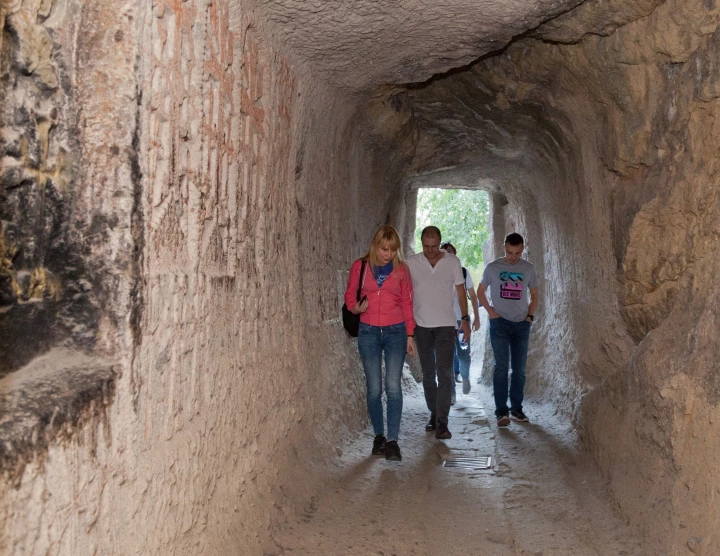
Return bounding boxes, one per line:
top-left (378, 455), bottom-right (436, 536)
top-left (406, 226), bottom-right (471, 440)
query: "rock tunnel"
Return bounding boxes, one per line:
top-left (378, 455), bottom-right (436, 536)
top-left (1, 0), bottom-right (719, 553)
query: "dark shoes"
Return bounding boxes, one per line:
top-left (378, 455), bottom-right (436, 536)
top-left (372, 434), bottom-right (386, 455)
top-left (385, 440), bottom-right (402, 461)
top-left (497, 414), bottom-right (511, 427)
top-left (428, 415), bottom-right (452, 438)
top-left (462, 376), bottom-right (471, 395)
top-left (425, 415), bottom-right (437, 431)
top-left (372, 435), bottom-right (401, 461)
top-left (510, 409), bottom-right (530, 422)
top-left (436, 422), bottom-right (452, 440)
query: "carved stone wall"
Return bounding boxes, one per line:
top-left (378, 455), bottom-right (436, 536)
top-left (0, 0), bottom-right (404, 552)
top-left (390, 0), bottom-right (720, 552)
top-left (7, 0), bottom-right (717, 552)
top-left (0, 0), bottom-right (139, 375)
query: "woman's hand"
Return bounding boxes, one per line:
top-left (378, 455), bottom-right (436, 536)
top-left (406, 336), bottom-right (416, 356)
top-left (351, 297), bottom-right (369, 314)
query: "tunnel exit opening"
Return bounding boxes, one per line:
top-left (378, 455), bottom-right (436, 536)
top-left (413, 187), bottom-right (490, 281)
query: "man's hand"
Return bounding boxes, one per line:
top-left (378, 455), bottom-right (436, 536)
top-left (468, 288), bottom-right (481, 331)
top-left (477, 285), bottom-right (499, 320)
top-left (461, 318), bottom-right (471, 341)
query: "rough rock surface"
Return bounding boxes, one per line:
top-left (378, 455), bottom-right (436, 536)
top-left (2, 0), bottom-right (720, 553)
top-left (387, 0), bottom-right (720, 553)
top-left (248, 0), bottom-right (587, 91)
top-left (0, 0), bottom-right (136, 375)
top-left (0, 0), bottom-right (408, 552)
top-left (0, 349), bottom-right (116, 482)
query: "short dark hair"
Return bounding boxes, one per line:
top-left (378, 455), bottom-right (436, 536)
top-left (504, 232), bottom-right (524, 246)
top-left (421, 226), bottom-right (442, 242)
top-left (440, 241), bottom-right (456, 254)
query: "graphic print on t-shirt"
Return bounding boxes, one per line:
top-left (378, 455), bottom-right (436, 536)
top-left (499, 271), bottom-right (524, 300)
top-left (375, 262), bottom-right (394, 287)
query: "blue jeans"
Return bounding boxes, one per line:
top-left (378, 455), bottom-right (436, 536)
top-left (489, 317), bottom-right (531, 416)
top-left (452, 321), bottom-right (471, 395)
top-left (357, 322), bottom-right (407, 441)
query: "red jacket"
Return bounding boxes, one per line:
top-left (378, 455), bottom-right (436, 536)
top-left (344, 258), bottom-right (416, 335)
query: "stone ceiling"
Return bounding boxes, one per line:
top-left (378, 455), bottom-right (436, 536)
top-left (242, 0), bottom-right (665, 187)
top-left (248, 0), bottom-right (587, 92)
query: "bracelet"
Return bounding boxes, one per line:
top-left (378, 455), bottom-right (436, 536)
top-left (407, 334), bottom-right (414, 337)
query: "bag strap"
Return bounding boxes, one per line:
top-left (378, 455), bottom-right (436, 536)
top-left (462, 266), bottom-right (470, 300)
top-left (356, 259), bottom-right (367, 301)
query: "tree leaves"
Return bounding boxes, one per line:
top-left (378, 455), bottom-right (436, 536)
top-left (414, 188), bottom-right (490, 273)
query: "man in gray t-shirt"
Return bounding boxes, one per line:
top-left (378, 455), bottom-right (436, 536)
top-left (477, 233), bottom-right (540, 427)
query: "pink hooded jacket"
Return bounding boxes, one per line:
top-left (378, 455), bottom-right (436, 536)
top-left (344, 258), bottom-right (416, 335)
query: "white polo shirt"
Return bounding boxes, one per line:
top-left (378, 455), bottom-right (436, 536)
top-left (406, 250), bottom-right (465, 328)
top-left (454, 268), bottom-right (474, 321)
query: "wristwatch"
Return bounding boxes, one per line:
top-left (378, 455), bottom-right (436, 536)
top-left (461, 315), bottom-right (470, 322)
top-left (526, 314), bottom-right (534, 321)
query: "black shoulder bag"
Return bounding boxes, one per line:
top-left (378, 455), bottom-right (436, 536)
top-left (341, 259), bottom-right (367, 337)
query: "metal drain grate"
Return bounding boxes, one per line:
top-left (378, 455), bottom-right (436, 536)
top-left (442, 456), bottom-right (492, 469)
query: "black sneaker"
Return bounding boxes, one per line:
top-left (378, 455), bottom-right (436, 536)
top-left (497, 414), bottom-right (511, 427)
top-left (385, 441), bottom-right (402, 461)
top-left (425, 415), bottom-right (437, 431)
top-left (372, 435), bottom-right (386, 455)
top-left (436, 422), bottom-right (452, 440)
top-left (462, 376), bottom-right (471, 395)
top-left (510, 409), bottom-right (530, 422)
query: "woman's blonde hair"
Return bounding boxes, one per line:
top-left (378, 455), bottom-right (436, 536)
top-left (364, 225), bottom-right (404, 268)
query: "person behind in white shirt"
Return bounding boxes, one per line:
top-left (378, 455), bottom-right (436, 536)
top-left (406, 226), bottom-right (471, 440)
top-left (440, 242), bottom-right (480, 401)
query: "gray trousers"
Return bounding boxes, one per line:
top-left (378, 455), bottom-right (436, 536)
top-left (415, 326), bottom-right (456, 425)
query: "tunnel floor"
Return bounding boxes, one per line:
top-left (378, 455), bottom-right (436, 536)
top-left (267, 365), bottom-right (646, 555)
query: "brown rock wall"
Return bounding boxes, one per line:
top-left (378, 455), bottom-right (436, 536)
top-left (4, 0), bottom-right (719, 551)
top-left (0, 0), bottom-right (139, 374)
top-left (0, 0), bottom-right (408, 553)
top-left (392, 0), bottom-right (720, 551)
top-left (247, 0), bottom-right (587, 91)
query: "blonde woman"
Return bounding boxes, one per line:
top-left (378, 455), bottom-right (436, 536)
top-left (344, 226), bottom-right (415, 461)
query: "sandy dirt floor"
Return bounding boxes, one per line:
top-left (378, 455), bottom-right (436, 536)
top-left (267, 372), bottom-right (646, 556)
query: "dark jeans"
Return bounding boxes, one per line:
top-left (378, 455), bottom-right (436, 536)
top-left (489, 317), bottom-right (532, 416)
top-left (415, 326), bottom-right (456, 425)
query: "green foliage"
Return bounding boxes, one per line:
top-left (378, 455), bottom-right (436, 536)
top-left (414, 188), bottom-right (490, 272)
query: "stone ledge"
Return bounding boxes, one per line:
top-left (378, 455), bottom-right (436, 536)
top-left (0, 349), bottom-right (117, 480)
